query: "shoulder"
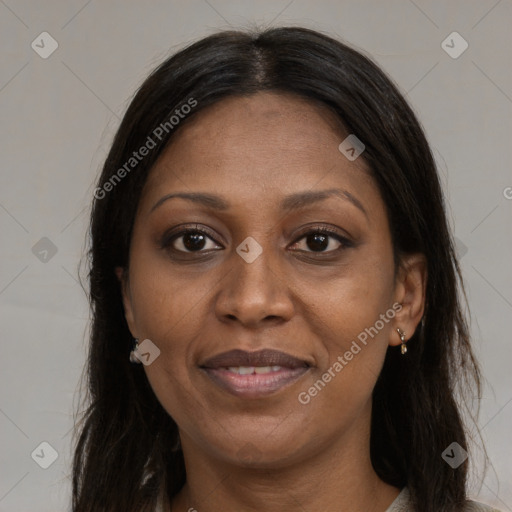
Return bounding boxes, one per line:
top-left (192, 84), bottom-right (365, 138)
top-left (386, 488), bottom-right (502, 512)
top-left (463, 500), bottom-right (502, 511)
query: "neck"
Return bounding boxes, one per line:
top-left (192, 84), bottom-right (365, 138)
top-left (169, 407), bottom-right (400, 512)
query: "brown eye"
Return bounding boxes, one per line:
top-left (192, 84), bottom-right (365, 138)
top-left (180, 232), bottom-right (208, 252)
top-left (290, 227), bottom-right (353, 254)
top-left (305, 232), bottom-right (334, 252)
top-left (161, 228), bottom-right (222, 253)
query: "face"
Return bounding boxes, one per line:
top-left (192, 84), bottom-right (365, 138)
top-left (117, 92), bottom-right (425, 468)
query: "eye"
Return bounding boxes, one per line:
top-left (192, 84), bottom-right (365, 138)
top-left (161, 226), bottom-right (223, 253)
top-left (290, 226), bottom-right (352, 253)
top-left (160, 224), bottom-right (352, 256)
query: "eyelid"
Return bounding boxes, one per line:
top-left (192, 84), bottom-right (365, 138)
top-left (292, 223), bottom-right (347, 239)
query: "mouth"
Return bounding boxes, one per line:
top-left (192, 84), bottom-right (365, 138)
top-left (199, 349), bottom-right (312, 399)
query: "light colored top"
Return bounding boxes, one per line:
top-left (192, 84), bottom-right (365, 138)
top-left (157, 486), bottom-right (502, 511)
top-left (386, 487), bottom-right (501, 512)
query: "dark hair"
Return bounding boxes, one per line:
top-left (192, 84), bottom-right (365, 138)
top-left (73, 26), bottom-right (485, 512)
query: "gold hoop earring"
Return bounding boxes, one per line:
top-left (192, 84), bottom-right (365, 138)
top-left (397, 328), bottom-right (407, 354)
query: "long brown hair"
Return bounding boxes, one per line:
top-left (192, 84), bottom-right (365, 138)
top-left (73, 26), bottom-right (485, 512)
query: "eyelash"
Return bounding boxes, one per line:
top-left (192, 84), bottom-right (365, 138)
top-left (160, 224), bottom-right (353, 256)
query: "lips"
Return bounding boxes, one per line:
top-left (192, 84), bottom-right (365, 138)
top-left (201, 348), bottom-right (310, 370)
top-left (200, 349), bottom-right (312, 399)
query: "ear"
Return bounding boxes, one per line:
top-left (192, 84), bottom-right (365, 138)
top-left (115, 266), bottom-right (138, 338)
top-left (389, 253), bottom-right (427, 347)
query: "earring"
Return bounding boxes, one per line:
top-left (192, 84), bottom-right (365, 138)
top-left (397, 328), bottom-right (407, 354)
top-left (130, 338), bottom-right (142, 364)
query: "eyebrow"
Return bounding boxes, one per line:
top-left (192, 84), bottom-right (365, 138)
top-left (150, 188), bottom-right (368, 218)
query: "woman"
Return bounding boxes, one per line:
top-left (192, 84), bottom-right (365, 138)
top-left (72, 27), bottom-right (500, 512)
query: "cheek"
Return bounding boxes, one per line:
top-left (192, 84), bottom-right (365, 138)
top-left (144, 361), bottom-right (211, 445)
top-left (126, 244), bottom-right (221, 399)
top-left (128, 266), bottom-right (204, 422)
top-left (296, 295), bottom-right (394, 433)
top-left (127, 242), bottom-right (213, 341)
top-left (299, 255), bottom-right (396, 402)
top-left (305, 253), bottom-right (395, 342)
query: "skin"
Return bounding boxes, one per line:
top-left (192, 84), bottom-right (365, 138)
top-left (116, 92), bottom-right (427, 512)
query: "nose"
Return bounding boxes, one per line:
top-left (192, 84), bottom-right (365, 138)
top-left (214, 242), bottom-right (295, 329)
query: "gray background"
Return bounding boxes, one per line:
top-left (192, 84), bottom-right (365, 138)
top-left (0, 1), bottom-right (510, 510)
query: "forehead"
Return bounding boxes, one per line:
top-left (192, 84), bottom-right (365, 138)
top-left (180, 91), bottom-right (346, 143)
top-left (141, 92), bottom-right (375, 209)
